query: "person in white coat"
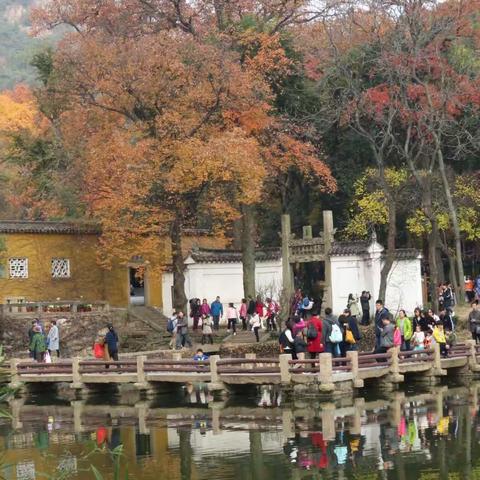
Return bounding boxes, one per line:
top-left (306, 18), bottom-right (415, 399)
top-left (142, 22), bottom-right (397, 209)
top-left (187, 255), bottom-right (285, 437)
top-left (47, 320), bottom-right (60, 358)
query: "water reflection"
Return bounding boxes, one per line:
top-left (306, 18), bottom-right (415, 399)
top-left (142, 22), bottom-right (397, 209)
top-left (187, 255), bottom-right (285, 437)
top-left (1, 383), bottom-right (480, 479)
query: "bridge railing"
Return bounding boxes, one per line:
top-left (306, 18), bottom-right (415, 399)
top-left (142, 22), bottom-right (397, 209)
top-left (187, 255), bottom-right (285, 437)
top-left (398, 349), bottom-right (434, 364)
top-left (1, 300), bottom-right (109, 315)
top-left (216, 358), bottom-right (280, 374)
top-left (145, 359), bottom-right (211, 373)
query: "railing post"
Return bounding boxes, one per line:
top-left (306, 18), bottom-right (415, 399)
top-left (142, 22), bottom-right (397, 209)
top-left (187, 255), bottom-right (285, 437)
top-left (318, 353), bottom-right (334, 392)
top-left (71, 357), bottom-right (83, 389)
top-left (279, 354), bottom-right (292, 384)
top-left (72, 302), bottom-right (78, 313)
top-left (346, 350), bottom-right (363, 388)
top-left (389, 347), bottom-right (404, 383)
top-left (9, 358), bottom-right (21, 389)
top-left (209, 355), bottom-right (220, 384)
top-left (172, 352), bottom-right (182, 361)
top-left (135, 355), bottom-right (147, 389)
top-left (466, 340), bottom-right (479, 371)
top-left (245, 353), bottom-right (256, 370)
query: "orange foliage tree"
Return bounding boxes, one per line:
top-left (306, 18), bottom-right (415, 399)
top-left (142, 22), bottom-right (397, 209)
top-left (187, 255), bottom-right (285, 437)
top-left (31, 0), bottom-right (336, 308)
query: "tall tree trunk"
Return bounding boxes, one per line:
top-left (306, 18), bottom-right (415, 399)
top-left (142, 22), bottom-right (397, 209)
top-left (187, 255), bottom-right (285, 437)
top-left (423, 180), bottom-right (440, 305)
top-left (241, 204), bottom-right (256, 299)
top-left (378, 200), bottom-right (396, 303)
top-left (171, 214), bottom-right (188, 313)
top-left (437, 150), bottom-right (465, 302)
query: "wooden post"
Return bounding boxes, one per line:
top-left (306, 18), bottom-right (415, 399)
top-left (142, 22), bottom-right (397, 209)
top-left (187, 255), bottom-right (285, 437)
top-left (322, 210), bottom-right (334, 310)
top-left (318, 352), bottom-right (334, 392)
top-left (281, 214), bottom-right (293, 302)
top-left (279, 354), bottom-right (292, 384)
top-left (346, 350), bottom-right (363, 388)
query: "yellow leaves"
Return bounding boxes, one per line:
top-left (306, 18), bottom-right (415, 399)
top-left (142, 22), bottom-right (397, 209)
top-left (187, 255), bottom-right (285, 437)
top-left (345, 190), bottom-right (388, 238)
top-left (406, 209), bottom-right (432, 236)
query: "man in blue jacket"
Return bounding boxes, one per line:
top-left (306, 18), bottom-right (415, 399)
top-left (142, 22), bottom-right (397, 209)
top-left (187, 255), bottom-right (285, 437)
top-left (210, 296), bottom-right (223, 330)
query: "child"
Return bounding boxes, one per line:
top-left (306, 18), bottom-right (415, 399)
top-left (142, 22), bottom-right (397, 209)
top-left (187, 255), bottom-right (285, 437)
top-left (193, 349), bottom-right (208, 361)
top-left (249, 312), bottom-right (262, 342)
top-left (433, 322), bottom-right (449, 357)
top-left (201, 315), bottom-right (213, 345)
top-left (293, 329), bottom-right (307, 362)
top-left (411, 325), bottom-right (425, 351)
top-left (226, 302), bottom-right (238, 335)
top-left (424, 331), bottom-right (434, 350)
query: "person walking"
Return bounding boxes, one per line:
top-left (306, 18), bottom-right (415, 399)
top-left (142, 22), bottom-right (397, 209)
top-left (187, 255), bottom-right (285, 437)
top-left (265, 298), bottom-right (279, 331)
top-left (376, 316), bottom-right (394, 355)
top-left (468, 301), bottom-right (480, 343)
top-left (396, 310), bottom-right (412, 351)
top-left (279, 320), bottom-right (295, 358)
top-left (226, 302), bottom-right (238, 335)
top-left (190, 298), bottom-right (202, 331)
top-left (105, 324), bottom-right (119, 362)
top-left (360, 291), bottom-right (371, 325)
top-left (201, 315), bottom-right (213, 345)
top-left (210, 296), bottom-right (223, 331)
top-left (249, 312), bottom-right (262, 342)
top-left (239, 298), bottom-right (248, 331)
top-left (30, 325), bottom-right (46, 363)
top-left (167, 311), bottom-right (178, 349)
top-left (306, 311), bottom-right (324, 359)
top-left (322, 308), bottom-right (342, 357)
top-left (247, 296), bottom-right (256, 323)
top-left (47, 320), bottom-right (60, 358)
top-left (374, 300), bottom-right (390, 350)
top-left (340, 308), bottom-right (361, 354)
top-left (200, 298), bottom-right (211, 317)
top-left (176, 312), bottom-right (192, 349)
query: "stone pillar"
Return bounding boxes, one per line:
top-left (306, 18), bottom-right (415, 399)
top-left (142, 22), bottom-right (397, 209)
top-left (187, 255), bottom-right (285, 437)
top-left (323, 210), bottom-right (334, 309)
top-left (302, 225), bottom-right (313, 239)
top-left (389, 347), bottom-right (404, 383)
top-left (320, 403), bottom-right (336, 441)
top-left (281, 214), bottom-right (293, 302)
top-left (9, 358), bottom-right (21, 389)
top-left (172, 352), bottom-right (182, 361)
top-left (71, 357), bottom-right (83, 390)
top-left (466, 339), bottom-right (478, 371)
top-left (346, 350), bottom-right (363, 388)
top-left (71, 400), bottom-right (84, 434)
top-left (208, 355), bottom-right (225, 392)
top-left (279, 354), bottom-right (292, 384)
top-left (136, 401), bottom-right (150, 435)
top-left (211, 405), bottom-right (221, 435)
top-left (245, 353), bottom-right (256, 370)
top-left (351, 398), bottom-right (365, 435)
top-left (318, 353), bottom-right (334, 392)
top-left (9, 397), bottom-right (24, 430)
top-left (282, 409), bottom-right (294, 441)
top-left (135, 355), bottom-right (148, 389)
top-left (432, 343), bottom-right (446, 376)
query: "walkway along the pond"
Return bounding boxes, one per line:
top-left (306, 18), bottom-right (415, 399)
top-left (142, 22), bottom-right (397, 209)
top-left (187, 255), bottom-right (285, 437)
top-left (9, 341), bottom-right (480, 395)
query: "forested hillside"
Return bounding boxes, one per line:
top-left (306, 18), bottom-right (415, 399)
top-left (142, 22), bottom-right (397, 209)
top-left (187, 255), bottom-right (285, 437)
top-left (0, 0), bottom-right (48, 88)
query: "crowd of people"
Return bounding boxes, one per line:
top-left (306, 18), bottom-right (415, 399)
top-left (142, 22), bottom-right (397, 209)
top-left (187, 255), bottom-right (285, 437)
top-left (27, 318), bottom-right (60, 363)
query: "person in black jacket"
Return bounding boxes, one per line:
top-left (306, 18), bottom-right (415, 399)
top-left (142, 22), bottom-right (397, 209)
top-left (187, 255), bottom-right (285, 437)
top-left (360, 291), bottom-right (371, 325)
top-left (247, 295), bottom-right (256, 325)
top-left (374, 300), bottom-right (389, 350)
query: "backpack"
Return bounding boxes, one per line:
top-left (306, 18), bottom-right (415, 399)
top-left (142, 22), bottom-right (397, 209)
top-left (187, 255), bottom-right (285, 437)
top-left (306, 323), bottom-right (318, 340)
top-left (393, 327), bottom-right (402, 347)
top-left (329, 323), bottom-right (343, 343)
top-left (167, 318), bottom-right (175, 333)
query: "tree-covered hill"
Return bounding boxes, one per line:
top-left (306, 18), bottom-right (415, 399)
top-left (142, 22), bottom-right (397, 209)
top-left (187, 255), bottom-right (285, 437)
top-left (0, 0), bottom-right (51, 89)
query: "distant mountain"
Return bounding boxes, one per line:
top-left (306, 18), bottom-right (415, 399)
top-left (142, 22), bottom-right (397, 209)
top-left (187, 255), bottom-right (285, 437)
top-left (0, 0), bottom-right (51, 90)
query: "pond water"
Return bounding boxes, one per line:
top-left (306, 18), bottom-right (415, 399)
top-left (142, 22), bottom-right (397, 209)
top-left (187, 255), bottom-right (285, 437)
top-left (1, 382), bottom-right (480, 479)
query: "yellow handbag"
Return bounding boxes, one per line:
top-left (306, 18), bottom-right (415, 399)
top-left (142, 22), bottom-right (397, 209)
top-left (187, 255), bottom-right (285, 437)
top-left (345, 329), bottom-right (356, 344)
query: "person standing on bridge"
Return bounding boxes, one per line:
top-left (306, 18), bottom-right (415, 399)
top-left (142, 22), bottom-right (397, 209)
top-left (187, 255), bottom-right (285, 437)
top-left (176, 312), bottom-right (192, 349)
top-left (306, 310), bottom-right (323, 359)
top-left (105, 324), bottom-right (119, 362)
top-left (47, 320), bottom-right (60, 359)
top-left (30, 325), bottom-right (46, 363)
top-left (374, 300), bottom-right (390, 350)
top-left (210, 296), bottom-right (223, 331)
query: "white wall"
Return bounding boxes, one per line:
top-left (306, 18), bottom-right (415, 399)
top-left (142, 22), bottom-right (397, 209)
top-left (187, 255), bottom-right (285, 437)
top-left (161, 259), bottom-right (283, 315)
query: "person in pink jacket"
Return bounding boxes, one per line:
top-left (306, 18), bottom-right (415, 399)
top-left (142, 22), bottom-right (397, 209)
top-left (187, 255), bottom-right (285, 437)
top-left (200, 298), bottom-right (211, 317)
top-left (239, 298), bottom-right (248, 330)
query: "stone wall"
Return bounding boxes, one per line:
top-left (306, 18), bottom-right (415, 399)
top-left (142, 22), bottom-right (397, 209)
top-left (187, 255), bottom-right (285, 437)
top-left (0, 309), bottom-right (161, 358)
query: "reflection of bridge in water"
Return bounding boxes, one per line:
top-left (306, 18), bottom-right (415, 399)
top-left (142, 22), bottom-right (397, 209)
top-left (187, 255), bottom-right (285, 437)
top-left (10, 341), bottom-right (480, 394)
top-left (7, 383), bottom-right (480, 479)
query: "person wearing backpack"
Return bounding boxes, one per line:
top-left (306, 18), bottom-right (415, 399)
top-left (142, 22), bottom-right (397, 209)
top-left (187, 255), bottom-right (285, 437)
top-left (306, 311), bottom-right (323, 359)
top-left (167, 310), bottom-right (178, 349)
top-left (322, 308), bottom-right (342, 357)
top-left (339, 309), bottom-right (361, 355)
top-left (279, 320), bottom-right (295, 358)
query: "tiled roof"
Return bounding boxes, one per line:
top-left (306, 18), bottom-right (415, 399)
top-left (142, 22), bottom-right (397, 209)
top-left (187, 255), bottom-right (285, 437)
top-left (189, 247), bottom-right (281, 263)
top-left (330, 241), bottom-right (370, 256)
top-left (393, 248), bottom-right (421, 260)
top-left (0, 220), bottom-right (100, 234)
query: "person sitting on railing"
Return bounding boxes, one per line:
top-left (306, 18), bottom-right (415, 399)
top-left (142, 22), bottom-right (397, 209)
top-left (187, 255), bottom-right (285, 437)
top-left (279, 320), bottom-right (296, 358)
top-left (193, 349), bottom-right (208, 361)
top-left (433, 322), bottom-right (449, 357)
top-left (411, 325), bottom-right (425, 351)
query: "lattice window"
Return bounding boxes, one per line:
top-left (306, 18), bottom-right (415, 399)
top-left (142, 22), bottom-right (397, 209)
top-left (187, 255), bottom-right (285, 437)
top-left (8, 258), bottom-right (28, 278)
top-left (51, 258), bottom-right (70, 278)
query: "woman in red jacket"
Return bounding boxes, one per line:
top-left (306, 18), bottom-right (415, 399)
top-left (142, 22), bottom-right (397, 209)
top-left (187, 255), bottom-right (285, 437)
top-left (306, 313), bottom-right (324, 359)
